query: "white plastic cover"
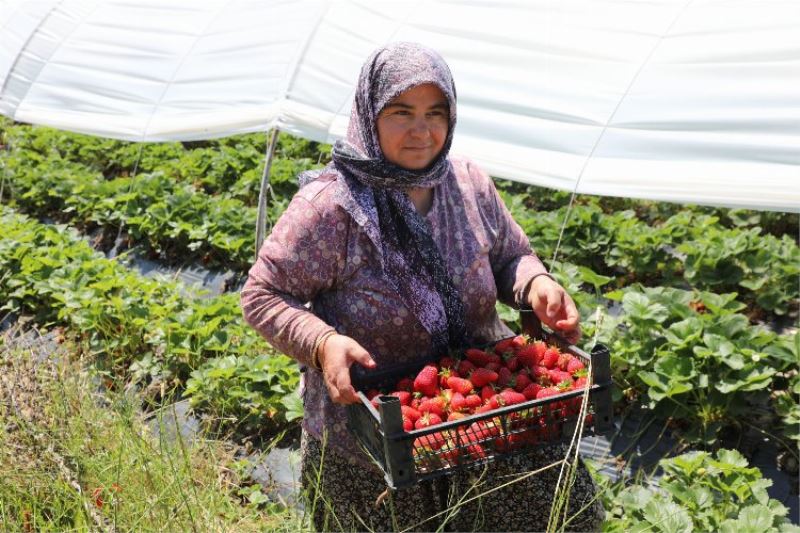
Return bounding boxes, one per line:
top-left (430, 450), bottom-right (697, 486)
top-left (1, 0), bottom-right (798, 212)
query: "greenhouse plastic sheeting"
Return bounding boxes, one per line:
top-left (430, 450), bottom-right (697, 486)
top-left (1, 0), bottom-right (798, 212)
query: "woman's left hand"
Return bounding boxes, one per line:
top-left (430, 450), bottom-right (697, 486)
top-left (526, 275), bottom-right (581, 344)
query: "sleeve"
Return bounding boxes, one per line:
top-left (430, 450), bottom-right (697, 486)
top-left (240, 193), bottom-right (346, 367)
top-left (467, 160), bottom-right (550, 307)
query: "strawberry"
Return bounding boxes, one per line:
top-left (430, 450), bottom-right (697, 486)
top-left (541, 347), bottom-right (560, 369)
top-left (480, 384), bottom-right (496, 403)
top-left (532, 365), bottom-right (551, 385)
top-left (415, 412), bottom-right (443, 429)
top-left (401, 405), bottom-right (421, 422)
top-left (447, 376), bottom-right (474, 395)
top-left (457, 359), bottom-right (476, 376)
top-left (465, 348), bottom-right (491, 366)
top-left (522, 382), bottom-right (543, 400)
top-left (449, 392), bottom-right (467, 412)
top-left (448, 411), bottom-right (468, 421)
top-left (489, 390), bottom-right (526, 409)
top-left (504, 354), bottom-right (520, 372)
top-left (573, 376), bottom-right (588, 390)
top-left (439, 356), bottom-right (457, 369)
top-left (557, 353), bottom-right (573, 371)
top-left (475, 404), bottom-right (494, 414)
top-left (493, 338), bottom-right (514, 355)
top-left (485, 361), bottom-right (502, 372)
top-left (469, 368), bottom-right (498, 388)
top-left (396, 377), bottom-right (414, 392)
top-left (513, 372), bottom-right (533, 393)
top-left (536, 387), bottom-right (560, 400)
top-left (438, 367), bottom-right (453, 388)
top-left (414, 365), bottom-right (440, 396)
top-left (418, 397), bottom-right (447, 417)
top-left (467, 443), bottom-right (487, 460)
top-left (567, 357), bottom-right (585, 374)
top-left (511, 335), bottom-right (527, 350)
top-left (517, 344), bottom-right (539, 368)
top-left (403, 416), bottom-right (413, 431)
top-left (390, 391), bottom-right (411, 406)
top-left (414, 432), bottom-right (444, 450)
top-left (464, 394), bottom-right (483, 409)
top-left (497, 367), bottom-right (513, 388)
top-left (548, 369), bottom-right (573, 386)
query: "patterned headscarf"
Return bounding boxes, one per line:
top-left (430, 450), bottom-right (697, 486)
top-left (314, 42), bottom-right (466, 356)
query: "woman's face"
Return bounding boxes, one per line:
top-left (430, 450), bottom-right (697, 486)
top-left (376, 83), bottom-right (449, 170)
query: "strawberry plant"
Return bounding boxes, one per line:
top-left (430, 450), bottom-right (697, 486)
top-left (0, 207), bottom-right (301, 429)
top-left (597, 449), bottom-right (800, 532)
top-left (596, 285), bottom-right (789, 445)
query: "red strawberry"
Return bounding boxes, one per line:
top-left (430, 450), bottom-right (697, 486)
top-left (414, 432), bottom-right (445, 450)
top-left (450, 392), bottom-right (467, 412)
top-left (517, 343), bottom-right (541, 367)
top-left (401, 405), bottom-right (421, 422)
top-left (396, 377), bottom-right (414, 392)
top-left (567, 358), bottom-right (586, 374)
top-left (489, 390), bottom-right (526, 409)
top-left (414, 365), bottom-right (440, 396)
top-left (418, 397), bottom-right (446, 417)
top-left (480, 384), bottom-right (496, 403)
top-left (493, 338), bottom-right (513, 355)
top-left (513, 373), bottom-right (533, 393)
top-left (548, 369), bottom-right (573, 386)
top-left (522, 382), bottom-right (543, 400)
top-left (390, 391), bottom-right (411, 406)
top-left (469, 368), bottom-right (498, 388)
top-left (532, 365), bottom-right (551, 385)
top-left (511, 335), bottom-right (527, 350)
top-left (504, 354), bottom-right (521, 372)
top-left (457, 359), bottom-right (476, 376)
top-left (403, 416), bottom-right (413, 431)
top-left (439, 356), bottom-right (457, 369)
top-left (497, 367), bottom-right (513, 387)
top-left (415, 412), bottom-right (443, 429)
top-left (465, 348), bottom-right (491, 366)
top-left (485, 361), bottom-right (502, 372)
top-left (438, 367), bottom-right (453, 388)
top-left (476, 404), bottom-right (494, 414)
top-left (541, 347), bottom-right (560, 369)
top-left (467, 443), bottom-right (487, 460)
top-left (447, 376), bottom-right (474, 395)
top-left (464, 394), bottom-right (483, 409)
top-left (573, 376), bottom-right (588, 390)
top-left (557, 353), bottom-right (573, 371)
top-left (448, 411), bottom-right (468, 421)
top-left (536, 387), bottom-right (560, 400)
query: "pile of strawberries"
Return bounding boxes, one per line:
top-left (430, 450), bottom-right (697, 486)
top-left (365, 335), bottom-right (592, 466)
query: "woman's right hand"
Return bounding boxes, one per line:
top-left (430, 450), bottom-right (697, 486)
top-left (319, 334), bottom-right (377, 404)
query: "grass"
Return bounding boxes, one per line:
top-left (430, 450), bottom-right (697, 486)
top-left (0, 326), bottom-right (309, 532)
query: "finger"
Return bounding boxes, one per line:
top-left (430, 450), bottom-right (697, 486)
top-left (330, 368), bottom-right (358, 404)
top-left (556, 296), bottom-right (580, 330)
top-left (545, 288), bottom-right (562, 320)
top-left (349, 346), bottom-right (377, 369)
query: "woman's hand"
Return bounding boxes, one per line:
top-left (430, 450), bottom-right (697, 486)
top-left (526, 275), bottom-right (581, 345)
top-left (319, 334), bottom-right (377, 404)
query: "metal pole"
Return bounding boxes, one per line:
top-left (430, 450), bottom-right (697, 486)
top-left (255, 128), bottom-right (280, 259)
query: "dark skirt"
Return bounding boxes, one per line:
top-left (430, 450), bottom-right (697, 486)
top-left (300, 430), bottom-right (604, 532)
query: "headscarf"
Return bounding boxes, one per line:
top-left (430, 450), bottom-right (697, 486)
top-left (303, 42), bottom-right (466, 356)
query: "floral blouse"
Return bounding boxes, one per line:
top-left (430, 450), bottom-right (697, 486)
top-left (241, 155), bottom-right (548, 464)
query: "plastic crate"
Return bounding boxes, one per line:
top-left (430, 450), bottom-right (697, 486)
top-left (345, 310), bottom-right (614, 489)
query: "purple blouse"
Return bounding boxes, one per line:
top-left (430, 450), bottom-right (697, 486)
top-left (241, 155), bottom-right (547, 464)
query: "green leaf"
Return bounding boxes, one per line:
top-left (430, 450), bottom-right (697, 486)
top-left (641, 499), bottom-right (693, 533)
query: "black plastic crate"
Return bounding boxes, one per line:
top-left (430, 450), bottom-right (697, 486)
top-left (345, 311), bottom-right (614, 489)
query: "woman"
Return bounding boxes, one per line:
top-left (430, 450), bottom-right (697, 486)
top-left (241, 42), bottom-right (603, 532)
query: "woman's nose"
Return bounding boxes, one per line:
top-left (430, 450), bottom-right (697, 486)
top-left (409, 117), bottom-right (431, 138)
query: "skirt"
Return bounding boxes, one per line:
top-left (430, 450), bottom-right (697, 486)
top-left (300, 430), bottom-right (604, 532)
